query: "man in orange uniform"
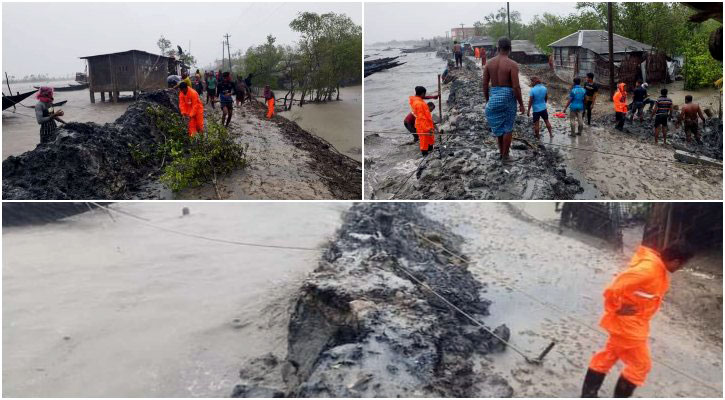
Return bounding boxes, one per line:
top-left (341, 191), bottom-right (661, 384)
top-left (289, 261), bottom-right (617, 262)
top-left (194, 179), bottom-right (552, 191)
top-left (409, 86), bottom-right (435, 156)
top-left (581, 242), bottom-right (694, 398)
top-left (178, 81), bottom-right (204, 137)
top-left (613, 82), bottom-right (628, 132)
top-left (264, 85), bottom-right (275, 119)
top-left (474, 47), bottom-right (481, 59)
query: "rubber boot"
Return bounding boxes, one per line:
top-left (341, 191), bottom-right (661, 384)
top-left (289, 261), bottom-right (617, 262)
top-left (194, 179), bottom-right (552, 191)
top-left (581, 368), bottom-right (606, 397)
top-left (613, 375), bottom-right (637, 398)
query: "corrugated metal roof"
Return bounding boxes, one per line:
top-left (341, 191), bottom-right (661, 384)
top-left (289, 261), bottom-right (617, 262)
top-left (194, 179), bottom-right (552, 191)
top-left (511, 40), bottom-right (543, 55)
top-left (80, 50), bottom-right (174, 60)
top-left (468, 36), bottom-right (494, 46)
top-left (548, 30), bottom-right (652, 54)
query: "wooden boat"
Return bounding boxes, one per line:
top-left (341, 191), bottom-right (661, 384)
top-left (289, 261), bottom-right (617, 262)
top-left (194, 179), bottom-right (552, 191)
top-left (2, 89), bottom-right (38, 110)
top-left (34, 83), bottom-right (89, 92)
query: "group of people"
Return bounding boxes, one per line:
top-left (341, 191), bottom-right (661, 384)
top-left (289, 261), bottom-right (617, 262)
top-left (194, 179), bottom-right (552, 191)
top-left (402, 36), bottom-right (711, 165)
top-left (168, 69), bottom-right (276, 137)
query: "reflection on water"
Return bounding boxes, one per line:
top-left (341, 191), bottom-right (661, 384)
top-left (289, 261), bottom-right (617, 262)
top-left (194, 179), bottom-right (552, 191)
top-left (2, 80), bottom-right (131, 159)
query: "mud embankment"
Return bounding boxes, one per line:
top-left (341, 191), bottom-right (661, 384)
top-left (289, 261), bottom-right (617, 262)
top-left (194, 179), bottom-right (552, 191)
top-left (393, 55), bottom-right (583, 199)
top-left (2, 91), bottom-right (178, 200)
top-left (233, 203), bottom-right (513, 397)
top-left (2, 91), bottom-right (361, 200)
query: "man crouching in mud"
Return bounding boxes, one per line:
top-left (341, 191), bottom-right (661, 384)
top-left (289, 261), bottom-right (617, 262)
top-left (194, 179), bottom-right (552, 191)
top-left (483, 37), bottom-right (525, 163)
top-left (581, 242), bottom-right (694, 398)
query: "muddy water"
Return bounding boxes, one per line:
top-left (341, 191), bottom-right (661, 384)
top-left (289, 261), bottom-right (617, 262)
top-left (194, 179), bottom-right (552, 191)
top-left (3, 202), bottom-right (349, 397)
top-left (280, 85), bottom-right (362, 161)
top-left (428, 203), bottom-right (722, 397)
top-left (2, 80), bottom-right (131, 159)
top-left (364, 48), bottom-right (445, 198)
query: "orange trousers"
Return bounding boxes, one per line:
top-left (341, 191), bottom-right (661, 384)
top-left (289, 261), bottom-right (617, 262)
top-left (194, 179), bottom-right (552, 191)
top-left (418, 131), bottom-right (434, 152)
top-left (266, 99), bottom-right (275, 119)
top-left (588, 336), bottom-right (651, 386)
top-left (187, 114), bottom-right (204, 137)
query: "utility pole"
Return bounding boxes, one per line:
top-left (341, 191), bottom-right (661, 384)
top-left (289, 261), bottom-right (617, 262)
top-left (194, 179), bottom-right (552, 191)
top-left (507, 2), bottom-right (511, 39)
top-left (224, 33), bottom-right (232, 72)
top-left (460, 23), bottom-right (465, 40)
top-left (221, 41), bottom-right (226, 71)
top-left (607, 2), bottom-right (615, 98)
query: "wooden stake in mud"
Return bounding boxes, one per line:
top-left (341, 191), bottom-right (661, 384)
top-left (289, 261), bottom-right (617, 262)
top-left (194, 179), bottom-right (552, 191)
top-left (607, 2), bottom-right (615, 98)
top-left (5, 72), bottom-right (15, 111)
top-left (437, 74), bottom-right (442, 123)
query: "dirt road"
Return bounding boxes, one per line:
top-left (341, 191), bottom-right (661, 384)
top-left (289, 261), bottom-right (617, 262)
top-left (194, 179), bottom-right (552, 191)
top-left (428, 202), bottom-right (723, 397)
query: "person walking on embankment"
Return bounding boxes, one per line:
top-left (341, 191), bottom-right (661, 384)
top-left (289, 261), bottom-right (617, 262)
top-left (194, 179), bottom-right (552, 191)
top-left (563, 77), bottom-right (587, 136)
top-left (581, 242), bottom-right (694, 398)
top-left (613, 82), bottom-right (628, 132)
top-left (264, 85), bottom-right (275, 119)
top-left (483, 37), bottom-right (525, 163)
top-left (526, 76), bottom-right (553, 139)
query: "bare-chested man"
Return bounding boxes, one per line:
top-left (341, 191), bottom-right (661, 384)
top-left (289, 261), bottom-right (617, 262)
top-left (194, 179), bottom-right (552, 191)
top-left (483, 37), bottom-right (525, 163)
top-left (679, 95), bottom-right (707, 144)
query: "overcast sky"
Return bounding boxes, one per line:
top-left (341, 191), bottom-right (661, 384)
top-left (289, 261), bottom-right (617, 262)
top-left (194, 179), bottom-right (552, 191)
top-left (365, 2), bottom-right (579, 44)
top-left (2, 2), bottom-right (361, 77)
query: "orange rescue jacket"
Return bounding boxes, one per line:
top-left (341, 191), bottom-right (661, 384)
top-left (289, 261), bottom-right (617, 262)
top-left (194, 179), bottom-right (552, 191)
top-left (613, 82), bottom-right (628, 113)
top-left (409, 96), bottom-right (434, 133)
top-left (179, 88), bottom-right (204, 118)
top-left (599, 245), bottom-right (670, 342)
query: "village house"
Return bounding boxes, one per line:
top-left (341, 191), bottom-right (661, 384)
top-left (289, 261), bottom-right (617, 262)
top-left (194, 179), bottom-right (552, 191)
top-left (80, 50), bottom-right (181, 103)
top-left (548, 30), bottom-right (669, 88)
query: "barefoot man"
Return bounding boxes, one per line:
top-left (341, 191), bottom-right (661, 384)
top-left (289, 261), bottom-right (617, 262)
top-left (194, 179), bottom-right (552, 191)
top-left (679, 95), bottom-right (707, 144)
top-left (581, 242), bottom-right (694, 398)
top-left (483, 37), bottom-right (525, 163)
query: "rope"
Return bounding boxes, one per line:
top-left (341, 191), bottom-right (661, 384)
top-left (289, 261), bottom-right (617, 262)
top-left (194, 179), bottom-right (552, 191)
top-left (407, 223), bottom-right (723, 395)
top-left (89, 202), bottom-right (319, 252)
top-left (388, 258), bottom-right (540, 363)
top-left (390, 153), bottom-right (429, 200)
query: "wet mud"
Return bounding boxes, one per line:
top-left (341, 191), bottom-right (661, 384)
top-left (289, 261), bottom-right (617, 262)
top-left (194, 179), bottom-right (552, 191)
top-left (233, 203), bottom-right (513, 397)
top-left (387, 55), bottom-right (583, 200)
top-left (2, 90), bottom-right (178, 200)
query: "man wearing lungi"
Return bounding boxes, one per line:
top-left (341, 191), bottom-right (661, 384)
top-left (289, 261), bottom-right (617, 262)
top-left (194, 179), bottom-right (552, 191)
top-left (483, 37), bottom-right (525, 164)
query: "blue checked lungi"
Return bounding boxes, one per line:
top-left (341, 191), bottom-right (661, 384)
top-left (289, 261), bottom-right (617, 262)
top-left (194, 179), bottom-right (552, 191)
top-left (486, 86), bottom-right (517, 136)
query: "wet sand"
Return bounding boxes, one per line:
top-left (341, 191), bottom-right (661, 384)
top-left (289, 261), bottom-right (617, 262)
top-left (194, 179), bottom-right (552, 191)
top-left (280, 85), bottom-right (362, 161)
top-left (2, 202), bottom-right (349, 397)
top-left (2, 80), bottom-right (130, 159)
top-left (428, 202), bottom-right (723, 397)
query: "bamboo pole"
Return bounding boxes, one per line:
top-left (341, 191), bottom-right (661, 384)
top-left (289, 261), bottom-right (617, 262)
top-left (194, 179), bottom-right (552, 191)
top-left (437, 74), bottom-right (442, 123)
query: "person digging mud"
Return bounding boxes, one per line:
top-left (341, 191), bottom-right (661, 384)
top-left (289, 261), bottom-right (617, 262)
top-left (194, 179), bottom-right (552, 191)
top-left (629, 81), bottom-right (650, 123)
top-left (206, 71), bottom-right (217, 109)
top-left (652, 88), bottom-right (673, 145)
top-left (483, 37), bottom-right (525, 163)
top-left (563, 77), bottom-right (587, 136)
top-left (453, 40), bottom-right (463, 68)
top-left (218, 72), bottom-right (235, 127)
top-left (583, 73), bottom-right (599, 125)
top-left (581, 242), bottom-right (694, 398)
top-left (34, 86), bottom-right (65, 144)
top-left (678, 95), bottom-right (707, 144)
top-left (527, 76), bottom-right (553, 139)
top-left (409, 86), bottom-right (436, 156)
top-left (404, 102), bottom-right (436, 143)
top-left (177, 81), bottom-right (204, 137)
top-left (613, 82), bottom-right (628, 132)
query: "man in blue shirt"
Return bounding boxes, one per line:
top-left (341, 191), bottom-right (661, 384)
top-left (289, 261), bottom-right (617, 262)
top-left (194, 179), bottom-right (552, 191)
top-left (526, 76), bottom-right (553, 139)
top-left (563, 77), bottom-right (587, 136)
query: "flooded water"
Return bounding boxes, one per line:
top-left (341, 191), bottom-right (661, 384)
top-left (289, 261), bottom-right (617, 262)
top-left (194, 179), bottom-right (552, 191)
top-left (364, 48), bottom-right (443, 135)
top-left (2, 80), bottom-right (131, 159)
top-left (280, 85), bottom-right (362, 161)
top-left (428, 203), bottom-right (722, 397)
top-left (3, 202), bottom-right (349, 397)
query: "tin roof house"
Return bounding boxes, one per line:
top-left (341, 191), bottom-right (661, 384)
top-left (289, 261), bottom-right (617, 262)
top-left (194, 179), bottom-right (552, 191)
top-left (80, 50), bottom-right (181, 103)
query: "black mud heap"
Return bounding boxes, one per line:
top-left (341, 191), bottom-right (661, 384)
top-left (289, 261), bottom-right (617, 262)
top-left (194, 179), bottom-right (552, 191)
top-left (396, 55), bottom-right (583, 199)
top-left (2, 90), bottom-right (178, 200)
top-left (233, 203), bottom-right (513, 398)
